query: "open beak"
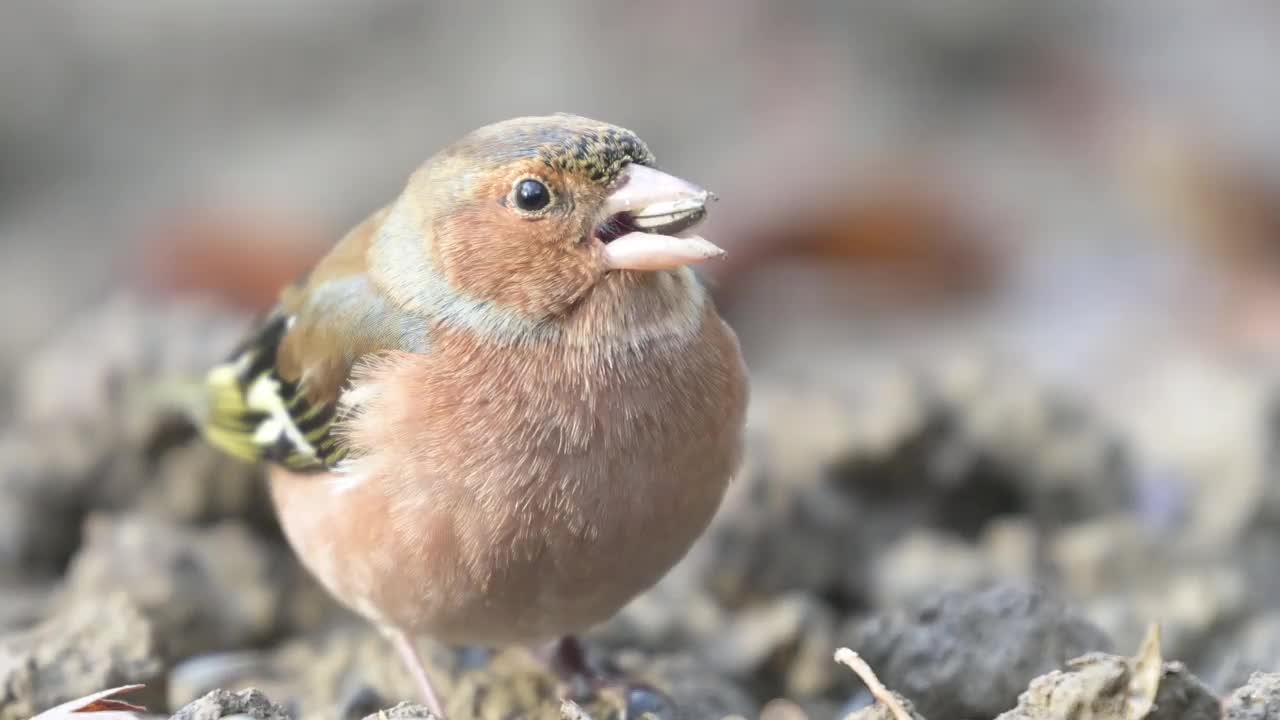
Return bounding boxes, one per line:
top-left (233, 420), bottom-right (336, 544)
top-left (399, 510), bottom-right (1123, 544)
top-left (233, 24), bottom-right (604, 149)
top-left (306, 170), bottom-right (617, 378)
top-left (595, 164), bottom-right (723, 271)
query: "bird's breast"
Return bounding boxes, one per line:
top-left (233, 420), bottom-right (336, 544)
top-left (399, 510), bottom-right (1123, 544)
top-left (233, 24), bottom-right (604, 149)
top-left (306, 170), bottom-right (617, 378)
top-left (270, 304), bottom-right (748, 644)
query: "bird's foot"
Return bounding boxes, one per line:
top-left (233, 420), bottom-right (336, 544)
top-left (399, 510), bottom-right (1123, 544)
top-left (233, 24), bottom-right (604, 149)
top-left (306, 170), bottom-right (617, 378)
top-left (539, 636), bottom-right (676, 719)
top-left (541, 635), bottom-right (598, 698)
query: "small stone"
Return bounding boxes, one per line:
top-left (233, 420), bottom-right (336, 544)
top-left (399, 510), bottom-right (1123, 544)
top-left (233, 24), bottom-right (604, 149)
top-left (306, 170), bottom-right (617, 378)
top-left (168, 652), bottom-right (270, 713)
top-left (1224, 672), bottom-right (1280, 720)
top-left (169, 688), bottom-right (290, 720)
top-left (362, 701), bottom-right (440, 720)
top-left (996, 653), bottom-right (1220, 720)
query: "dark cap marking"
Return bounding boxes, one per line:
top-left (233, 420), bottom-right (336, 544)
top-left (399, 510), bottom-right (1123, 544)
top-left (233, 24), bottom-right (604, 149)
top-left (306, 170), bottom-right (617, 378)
top-left (438, 114), bottom-right (658, 189)
top-left (537, 123), bottom-right (656, 186)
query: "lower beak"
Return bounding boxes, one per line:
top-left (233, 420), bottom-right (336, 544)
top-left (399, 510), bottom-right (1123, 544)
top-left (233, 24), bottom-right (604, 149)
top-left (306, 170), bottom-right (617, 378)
top-left (598, 164), bottom-right (723, 272)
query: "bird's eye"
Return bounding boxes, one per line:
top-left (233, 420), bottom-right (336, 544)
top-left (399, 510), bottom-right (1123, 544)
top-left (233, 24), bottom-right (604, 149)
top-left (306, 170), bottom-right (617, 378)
top-left (514, 178), bottom-right (551, 212)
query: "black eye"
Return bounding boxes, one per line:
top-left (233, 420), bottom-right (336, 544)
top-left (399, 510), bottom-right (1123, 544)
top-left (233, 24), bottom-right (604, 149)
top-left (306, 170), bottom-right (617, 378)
top-left (514, 179), bottom-right (550, 212)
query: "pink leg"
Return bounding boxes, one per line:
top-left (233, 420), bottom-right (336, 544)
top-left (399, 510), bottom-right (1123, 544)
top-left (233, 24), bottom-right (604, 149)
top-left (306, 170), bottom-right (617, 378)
top-left (390, 630), bottom-right (446, 717)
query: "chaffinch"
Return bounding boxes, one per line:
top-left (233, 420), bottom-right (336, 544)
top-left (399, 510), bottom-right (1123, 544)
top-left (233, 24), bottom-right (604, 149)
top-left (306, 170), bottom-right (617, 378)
top-left (200, 114), bottom-right (748, 715)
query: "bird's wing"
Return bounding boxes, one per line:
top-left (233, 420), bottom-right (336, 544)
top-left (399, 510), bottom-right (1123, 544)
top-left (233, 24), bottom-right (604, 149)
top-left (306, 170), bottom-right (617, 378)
top-left (202, 208), bottom-right (425, 472)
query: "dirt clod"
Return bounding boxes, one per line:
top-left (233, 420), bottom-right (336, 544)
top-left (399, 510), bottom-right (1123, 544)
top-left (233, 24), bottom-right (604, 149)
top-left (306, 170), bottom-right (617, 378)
top-left (62, 512), bottom-right (335, 661)
top-left (0, 593), bottom-right (163, 720)
top-left (997, 651), bottom-right (1220, 720)
top-left (169, 688), bottom-right (291, 720)
top-left (1224, 673), bottom-right (1280, 720)
top-left (843, 585), bottom-right (1111, 718)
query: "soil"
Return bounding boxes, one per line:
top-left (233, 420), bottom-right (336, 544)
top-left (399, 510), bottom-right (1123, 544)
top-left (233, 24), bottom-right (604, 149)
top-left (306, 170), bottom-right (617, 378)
top-left (5, 295), bottom-right (1280, 720)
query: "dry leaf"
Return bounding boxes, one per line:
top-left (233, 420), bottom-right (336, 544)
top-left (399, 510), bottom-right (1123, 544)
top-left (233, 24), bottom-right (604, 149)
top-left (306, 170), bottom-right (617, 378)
top-left (31, 685), bottom-right (147, 720)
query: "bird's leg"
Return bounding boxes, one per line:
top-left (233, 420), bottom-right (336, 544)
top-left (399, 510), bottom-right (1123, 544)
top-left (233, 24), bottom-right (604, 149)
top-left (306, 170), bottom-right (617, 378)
top-left (539, 635), bottom-right (601, 699)
top-left (389, 630), bottom-right (446, 718)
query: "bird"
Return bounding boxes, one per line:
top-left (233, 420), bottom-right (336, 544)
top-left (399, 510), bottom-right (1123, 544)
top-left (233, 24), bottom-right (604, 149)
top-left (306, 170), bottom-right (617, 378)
top-left (197, 114), bottom-right (749, 716)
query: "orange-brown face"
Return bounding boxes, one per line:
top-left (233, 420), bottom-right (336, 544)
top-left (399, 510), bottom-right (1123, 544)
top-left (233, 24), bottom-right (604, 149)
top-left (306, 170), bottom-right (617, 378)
top-left (407, 115), bottom-right (719, 321)
top-left (431, 152), bottom-right (614, 318)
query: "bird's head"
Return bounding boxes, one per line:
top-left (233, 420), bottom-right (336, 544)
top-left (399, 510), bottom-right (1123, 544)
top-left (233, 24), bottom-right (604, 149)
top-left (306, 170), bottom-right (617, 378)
top-left (386, 114), bottom-right (720, 325)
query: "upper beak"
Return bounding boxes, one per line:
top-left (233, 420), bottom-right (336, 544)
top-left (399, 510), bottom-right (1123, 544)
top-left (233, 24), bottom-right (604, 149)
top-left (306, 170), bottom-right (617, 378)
top-left (598, 164), bottom-right (723, 272)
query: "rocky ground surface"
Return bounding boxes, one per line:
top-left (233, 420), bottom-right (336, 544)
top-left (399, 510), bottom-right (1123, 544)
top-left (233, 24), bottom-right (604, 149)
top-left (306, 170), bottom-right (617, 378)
top-left (4, 296), bottom-right (1280, 720)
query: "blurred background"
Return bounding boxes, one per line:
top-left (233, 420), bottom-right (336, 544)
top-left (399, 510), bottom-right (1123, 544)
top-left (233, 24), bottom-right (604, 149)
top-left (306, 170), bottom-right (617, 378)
top-left (4, 2), bottom-right (1280, 719)
top-left (6, 1), bottom-right (1280, 405)
top-left (4, 0), bottom-right (1280, 376)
